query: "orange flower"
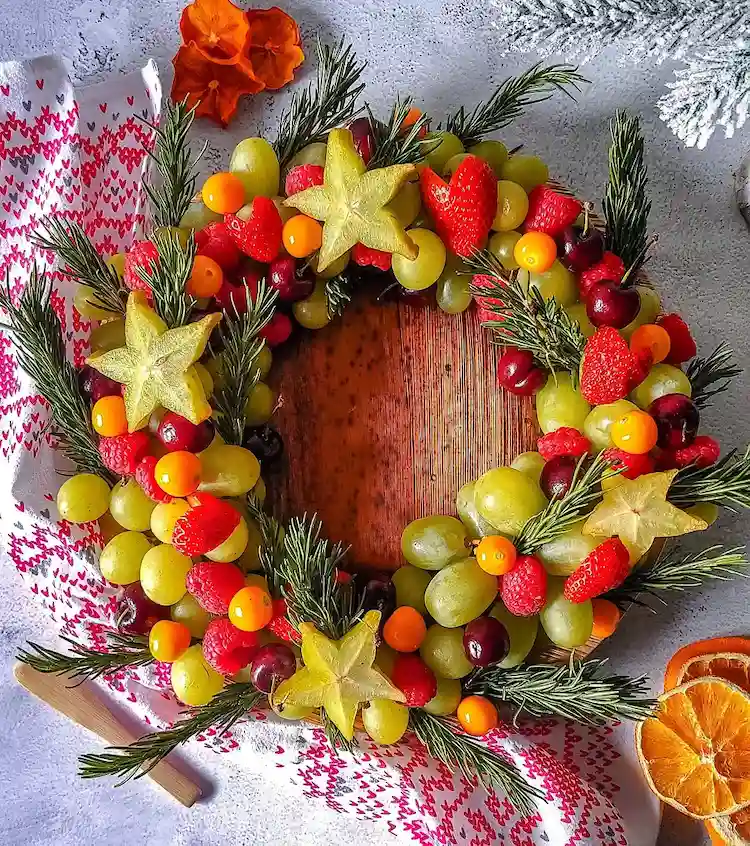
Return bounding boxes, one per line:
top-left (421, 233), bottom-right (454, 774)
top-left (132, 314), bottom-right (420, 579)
top-left (172, 43), bottom-right (264, 127)
top-left (180, 0), bottom-right (250, 64)
top-left (244, 7), bottom-right (304, 90)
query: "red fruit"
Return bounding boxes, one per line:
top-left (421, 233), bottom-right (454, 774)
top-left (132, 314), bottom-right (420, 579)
top-left (135, 455), bottom-right (173, 503)
top-left (202, 617), bottom-right (259, 675)
top-left (186, 561), bottom-right (246, 615)
top-left (117, 583), bottom-right (169, 634)
top-left (173, 493), bottom-right (241, 556)
top-left (540, 455), bottom-right (578, 500)
top-left (563, 538), bottom-right (631, 603)
top-left (78, 366), bottom-right (122, 404)
top-left (501, 555), bottom-right (547, 617)
top-left (496, 348), bottom-right (546, 396)
top-left (348, 116), bottom-right (376, 164)
top-left (215, 269), bottom-right (262, 315)
top-left (473, 273), bottom-right (506, 318)
top-left (523, 186), bottom-right (582, 238)
top-left (98, 431), bottom-right (150, 476)
top-left (656, 313), bottom-right (697, 364)
top-left (586, 281), bottom-right (640, 329)
top-left (391, 653), bottom-right (437, 706)
top-left (537, 427), bottom-right (591, 461)
top-left (658, 435), bottom-right (720, 470)
top-left (268, 255), bottom-right (315, 302)
top-left (419, 156), bottom-right (497, 256)
top-left (123, 241), bottom-right (158, 293)
top-left (602, 448), bottom-right (655, 480)
top-left (157, 411), bottom-right (215, 453)
top-left (259, 311), bottom-right (292, 347)
top-left (266, 597), bottom-right (301, 644)
top-left (580, 327), bottom-right (641, 405)
top-left (352, 242), bottom-right (391, 271)
top-left (195, 222), bottom-right (242, 272)
top-left (578, 252), bottom-right (625, 298)
top-left (225, 197), bottom-right (283, 262)
top-left (284, 164), bottom-right (325, 197)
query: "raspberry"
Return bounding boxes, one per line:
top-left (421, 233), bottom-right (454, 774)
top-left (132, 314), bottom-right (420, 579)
top-left (523, 186), bottom-right (582, 237)
top-left (135, 455), bottom-right (173, 502)
top-left (258, 311), bottom-right (292, 347)
top-left (578, 252), bottom-right (625, 298)
top-left (195, 222), bottom-right (242, 272)
top-left (202, 617), bottom-right (259, 675)
top-left (602, 448), bottom-right (655, 479)
top-left (500, 555), bottom-right (547, 617)
top-left (656, 313), bottom-right (697, 364)
top-left (390, 653), bottom-right (437, 706)
top-left (538, 427), bottom-right (591, 461)
top-left (123, 241), bottom-right (158, 293)
top-left (186, 561), bottom-right (246, 615)
top-left (98, 431), bottom-right (150, 476)
top-left (284, 164), bottom-right (325, 197)
top-left (580, 327), bottom-right (640, 405)
top-left (564, 538), bottom-right (631, 603)
top-left (351, 243), bottom-right (391, 271)
top-left (173, 493), bottom-right (241, 556)
top-left (266, 598), bottom-right (301, 644)
top-left (658, 435), bottom-right (720, 470)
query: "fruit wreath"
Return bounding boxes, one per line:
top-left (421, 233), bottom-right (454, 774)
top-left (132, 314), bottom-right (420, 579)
top-left (6, 39), bottom-right (750, 820)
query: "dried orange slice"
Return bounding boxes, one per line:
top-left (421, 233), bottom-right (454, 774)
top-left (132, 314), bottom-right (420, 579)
top-left (636, 677), bottom-right (750, 819)
top-left (665, 637), bottom-right (750, 691)
top-left (708, 806), bottom-right (750, 844)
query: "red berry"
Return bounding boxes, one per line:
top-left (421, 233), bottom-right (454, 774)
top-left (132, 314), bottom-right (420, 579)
top-left (580, 327), bottom-right (641, 405)
top-left (173, 493), bottom-right (241, 557)
top-left (537, 427), bottom-right (591, 461)
top-left (79, 366), bottom-right (121, 403)
top-left (195, 222), bottom-right (242, 272)
top-left (224, 197), bottom-right (283, 263)
top-left (352, 243), bottom-right (392, 271)
top-left (202, 617), bottom-right (259, 675)
top-left (186, 561), bottom-right (246, 615)
top-left (656, 313), bottom-right (697, 364)
top-left (266, 597), bottom-right (301, 644)
top-left (563, 538), bottom-right (631, 603)
top-left (578, 252), bottom-right (625, 298)
top-left (215, 269), bottom-right (262, 315)
top-left (391, 653), bottom-right (437, 706)
top-left (157, 411), bottom-right (214, 453)
top-left (284, 164), bottom-right (325, 197)
top-left (523, 186), bottom-right (582, 238)
top-left (123, 241), bottom-right (158, 293)
top-left (98, 431), bottom-right (150, 476)
top-left (259, 312), bottom-right (292, 347)
top-left (658, 435), bottom-right (720, 470)
top-left (602, 448), bottom-right (655, 479)
top-left (501, 555), bottom-right (547, 617)
top-left (135, 455), bottom-right (173, 502)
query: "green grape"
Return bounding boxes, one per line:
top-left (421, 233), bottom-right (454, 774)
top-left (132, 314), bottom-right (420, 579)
top-left (150, 499), bottom-right (190, 544)
top-left (536, 373), bottom-right (591, 434)
top-left (492, 181), bottom-right (529, 231)
top-left (235, 517), bottom-right (264, 572)
top-left (250, 345), bottom-right (272, 379)
top-left (244, 381), bottom-right (276, 426)
top-left (621, 286), bottom-right (661, 340)
top-left (565, 302), bottom-right (595, 339)
top-left (456, 480), bottom-right (497, 540)
top-left (293, 280), bottom-right (331, 330)
top-left (489, 230), bottom-right (522, 270)
top-left (74, 285), bottom-right (119, 320)
top-left (422, 131), bottom-right (464, 173)
top-left (424, 557), bottom-right (498, 627)
top-left (140, 544), bottom-right (192, 606)
top-left (362, 698), bottom-right (409, 745)
top-left (583, 399), bottom-right (637, 451)
top-left (229, 137), bottom-right (280, 199)
top-left (401, 515), bottom-right (468, 570)
top-left (489, 602), bottom-right (539, 668)
top-left (171, 593), bottom-right (213, 638)
top-left (443, 152), bottom-right (469, 176)
top-left (90, 318), bottom-right (125, 352)
top-left (436, 258), bottom-right (472, 314)
top-left (99, 531), bottom-right (153, 585)
top-left (499, 155), bottom-right (549, 193)
top-left (199, 444), bottom-right (261, 496)
top-left (419, 624), bottom-right (473, 679)
top-left (56, 474), bottom-right (110, 523)
top-left (316, 250), bottom-right (350, 280)
top-left (194, 362), bottom-right (214, 398)
top-left (392, 566), bottom-right (431, 615)
top-left (424, 676), bottom-right (463, 715)
top-left (179, 201), bottom-right (222, 230)
top-left (205, 517), bottom-right (249, 562)
top-left (630, 363), bottom-right (692, 408)
top-left (153, 226), bottom-right (190, 250)
top-left (392, 228), bottom-right (446, 290)
top-left (527, 260), bottom-right (577, 307)
top-left (474, 467), bottom-right (547, 535)
top-left (286, 141), bottom-right (327, 172)
top-left (172, 644), bottom-right (224, 706)
top-left (109, 479), bottom-right (156, 532)
top-left (510, 451), bottom-right (545, 485)
top-left (468, 140), bottom-right (508, 176)
top-left (272, 195), bottom-right (297, 226)
top-left (387, 181), bottom-right (421, 227)
top-left (537, 520), bottom-right (600, 576)
top-left (539, 578), bottom-right (593, 648)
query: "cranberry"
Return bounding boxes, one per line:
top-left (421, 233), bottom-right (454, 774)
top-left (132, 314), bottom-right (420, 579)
top-left (268, 255), bottom-right (315, 303)
top-left (116, 583), bottom-right (169, 634)
top-left (586, 281), bottom-right (640, 329)
top-left (348, 116), bottom-right (376, 165)
top-left (540, 454), bottom-right (578, 500)
top-left (157, 412), bottom-right (214, 452)
top-left (78, 365), bottom-right (121, 403)
top-left (557, 225), bottom-right (604, 273)
top-left (463, 617), bottom-right (510, 667)
top-left (648, 393), bottom-right (700, 449)
top-left (496, 348), bottom-right (546, 396)
top-left (243, 424), bottom-right (284, 464)
top-left (259, 312), bottom-right (293, 347)
top-left (249, 643), bottom-right (298, 693)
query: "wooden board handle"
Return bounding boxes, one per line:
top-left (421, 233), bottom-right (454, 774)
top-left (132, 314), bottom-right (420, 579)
top-left (14, 662), bottom-right (201, 807)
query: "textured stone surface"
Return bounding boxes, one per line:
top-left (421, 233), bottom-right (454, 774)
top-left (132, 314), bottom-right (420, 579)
top-left (2, 2), bottom-right (749, 844)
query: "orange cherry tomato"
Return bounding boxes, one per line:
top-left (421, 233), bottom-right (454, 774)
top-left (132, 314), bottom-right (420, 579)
top-left (456, 695), bottom-right (498, 736)
top-left (149, 619), bottom-right (192, 662)
top-left (188, 255), bottom-right (224, 298)
top-left (229, 585), bottom-right (274, 632)
top-left (610, 409), bottom-right (659, 455)
top-left (383, 606), bottom-right (427, 652)
top-left (92, 395), bottom-right (128, 437)
top-left (201, 172), bottom-right (246, 214)
top-left (513, 231), bottom-right (557, 272)
top-left (282, 215), bottom-right (323, 258)
top-left (591, 599), bottom-right (622, 639)
top-left (475, 535), bottom-right (517, 576)
top-left (155, 451), bottom-right (202, 497)
top-left (630, 324), bottom-right (671, 364)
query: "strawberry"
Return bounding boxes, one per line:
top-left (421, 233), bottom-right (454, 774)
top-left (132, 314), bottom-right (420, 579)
top-left (135, 455), bottom-right (173, 502)
top-left (538, 427), bottom-right (591, 461)
top-left (580, 327), bottom-right (641, 405)
top-left (266, 598), bottom-right (301, 644)
top-left (564, 538), bottom-right (631, 603)
top-left (578, 252), bottom-right (625, 298)
top-left (123, 241), bottom-right (158, 293)
top-left (602, 448), bottom-right (655, 479)
top-left (523, 186), bottom-right (582, 237)
top-left (195, 222), bottom-right (242, 272)
top-left (656, 313), bottom-right (697, 364)
top-left (172, 492), bottom-right (241, 557)
top-left (225, 197), bottom-right (282, 263)
top-left (657, 435), bottom-right (720, 470)
top-left (500, 555), bottom-right (547, 617)
top-left (351, 242), bottom-right (391, 271)
top-left (98, 432), bottom-right (150, 476)
top-left (284, 164), bottom-right (324, 197)
top-left (419, 155), bottom-right (497, 256)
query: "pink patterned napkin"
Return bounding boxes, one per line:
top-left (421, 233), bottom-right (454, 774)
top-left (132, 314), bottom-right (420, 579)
top-left (0, 55), bottom-right (660, 846)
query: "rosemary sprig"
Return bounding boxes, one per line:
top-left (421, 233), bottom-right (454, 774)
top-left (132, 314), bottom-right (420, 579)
top-left (79, 682), bottom-right (263, 783)
top-left (605, 545), bottom-right (749, 609)
top-left (141, 98), bottom-right (205, 229)
top-left (685, 343), bottom-right (742, 409)
top-left (213, 281), bottom-right (278, 445)
top-left (245, 494), bottom-right (285, 596)
top-left (31, 217), bottom-right (125, 315)
top-left (445, 63), bottom-right (586, 147)
top-left (139, 229), bottom-right (197, 327)
top-left (467, 250), bottom-right (586, 375)
top-left (602, 111), bottom-right (651, 274)
top-left (0, 266), bottom-right (113, 481)
top-left (366, 98), bottom-right (434, 169)
top-left (668, 446), bottom-right (750, 509)
top-left (409, 709), bottom-right (542, 816)
top-left (465, 659), bottom-right (656, 726)
top-left (324, 268), bottom-right (358, 318)
top-left (273, 39), bottom-right (366, 170)
top-left (17, 633), bottom-right (151, 684)
top-left (322, 710), bottom-right (356, 756)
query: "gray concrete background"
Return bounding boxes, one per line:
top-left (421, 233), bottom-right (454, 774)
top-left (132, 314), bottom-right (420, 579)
top-left (1, 1), bottom-right (749, 844)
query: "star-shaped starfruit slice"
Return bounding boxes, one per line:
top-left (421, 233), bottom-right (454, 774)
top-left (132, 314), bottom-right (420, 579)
top-left (284, 127), bottom-right (418, 272)
top-left (271, 610), bottom-right (406, 739)
top-left (583, 470), bottom-right (707, 552)
top-left (87, 292), bottom-right (221, 431)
